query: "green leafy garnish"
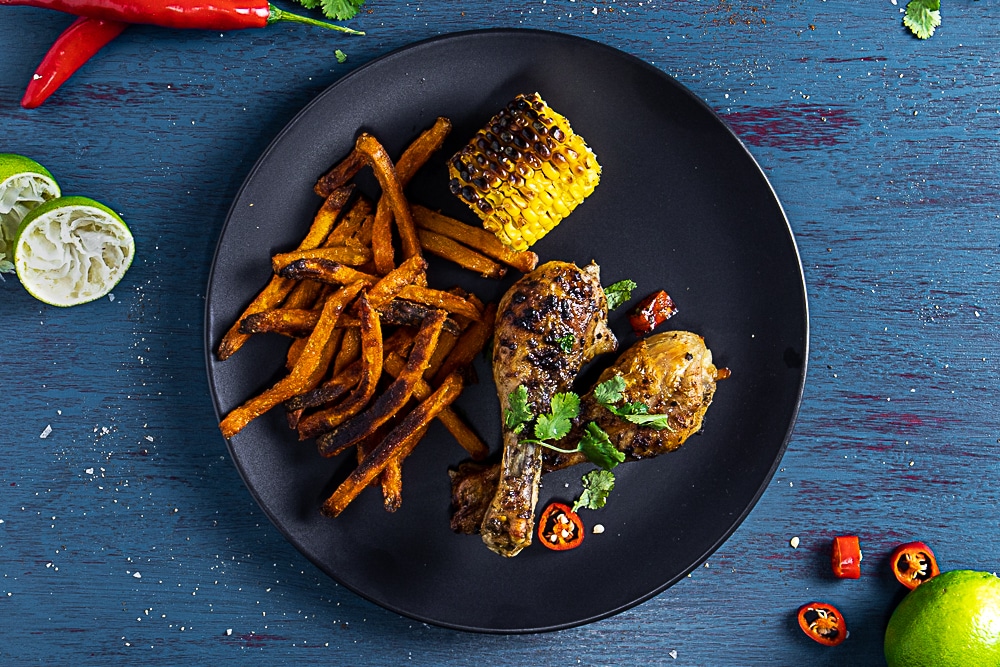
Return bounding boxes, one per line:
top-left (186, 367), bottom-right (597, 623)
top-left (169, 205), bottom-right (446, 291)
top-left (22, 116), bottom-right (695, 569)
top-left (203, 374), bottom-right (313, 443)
top-left (506, 386), bottom-right (622, 471)
top-left (555, 334), bottom-right (575, 353)
top-left (578, 422), bottom-right (625, 470)
top-left (594, 374), bottom-right (673, 431)
top-left (504, 385), bottom-right (533, 434)
top-left (533, 393), bottom-right (579, 442)
top-left (904, 0), bottom-right (940, 39)
top-left (335, 49), bottom-right (348, 64)
top-left (296, 0), bottom-right (366, 21)
top-left (604, 279), bottom-right (637, 311)
top-left (593, 375), bottom-right (626, 406)
top-left (572, 469), bottom-right (617, 512)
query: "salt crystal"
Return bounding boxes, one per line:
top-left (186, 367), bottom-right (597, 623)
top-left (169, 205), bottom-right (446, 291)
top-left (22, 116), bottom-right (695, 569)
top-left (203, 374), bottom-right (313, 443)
top-left (669, 650), bottom-right (678, 659)
top-left (592, 524), bottom-right (605, 534)
top-left (226, 629), bottom-right (233, 636)
top-left (133, 572), bottom-right (141, 579)
top-left (790, 536), bottom-right (800, 548)
top-left (39, 425), bottom-right (52, 439)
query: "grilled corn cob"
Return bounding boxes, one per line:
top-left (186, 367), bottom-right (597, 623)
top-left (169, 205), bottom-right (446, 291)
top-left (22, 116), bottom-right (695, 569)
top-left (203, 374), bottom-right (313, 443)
top-left (447, 93), bottom-right (601, 251)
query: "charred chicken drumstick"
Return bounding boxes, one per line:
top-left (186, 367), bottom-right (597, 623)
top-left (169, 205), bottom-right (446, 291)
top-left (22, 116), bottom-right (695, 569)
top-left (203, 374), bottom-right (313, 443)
top-left (452, 330), bottom-right (727, 536)
top-left (479, 260), bottom-right (617, 557)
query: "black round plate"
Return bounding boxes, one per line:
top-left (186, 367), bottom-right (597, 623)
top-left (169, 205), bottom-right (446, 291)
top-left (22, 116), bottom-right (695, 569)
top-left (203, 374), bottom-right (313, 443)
top-left (204, 29), bottom-right (808, 633)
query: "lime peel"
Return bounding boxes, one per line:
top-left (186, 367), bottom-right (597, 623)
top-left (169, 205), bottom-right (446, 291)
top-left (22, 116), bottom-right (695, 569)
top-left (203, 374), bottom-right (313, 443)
top-left (14, 196), bottom-right (134, 307)
top-left (0, 153), bottom-right (60, 273)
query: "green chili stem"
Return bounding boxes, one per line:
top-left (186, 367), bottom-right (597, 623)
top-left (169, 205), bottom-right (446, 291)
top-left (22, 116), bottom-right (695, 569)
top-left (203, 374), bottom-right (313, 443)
top-left (268, 6), bottom-right (365, 35)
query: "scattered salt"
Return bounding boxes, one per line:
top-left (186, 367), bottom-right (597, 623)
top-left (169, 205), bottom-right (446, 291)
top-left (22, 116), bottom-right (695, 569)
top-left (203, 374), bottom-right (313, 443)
top-left (39, 425), bottom-right (52, 439)
top-left (669, 650), bottom-right (678, 659)
top-left (133, 572), bottom-right (141, 579)
top-left (593, 524), bottom-right (605, 534)
top-left (790, 536), bottom-right (800, 548)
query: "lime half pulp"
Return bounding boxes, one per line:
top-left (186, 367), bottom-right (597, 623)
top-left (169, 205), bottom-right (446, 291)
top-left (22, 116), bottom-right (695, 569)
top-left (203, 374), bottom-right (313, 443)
top-left (14, 196), bottom-right (134, 307)
top-left (0, 153), bottom-right (61, 273)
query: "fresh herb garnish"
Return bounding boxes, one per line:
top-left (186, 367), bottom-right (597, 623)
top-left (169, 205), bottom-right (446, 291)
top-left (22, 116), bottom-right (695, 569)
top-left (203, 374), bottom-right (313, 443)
top-left (555, 334), bottom-right (575, 353)
top-left (603, 279), bottom-right (637, 311)
top-left (594, 375), bottom-right (673, 431)
top-left (507, 387), bottom-right (622, 471)
top-left (504, 385), bottom-right (533, 434)
top-left (904, 0), bottom-right (940, 39)
top-left (572, 469), bottom-right (616, 512)
top-left (295, 0), bottom-right (366, 21)
top-left (335, 49), bottom-right (348, 64)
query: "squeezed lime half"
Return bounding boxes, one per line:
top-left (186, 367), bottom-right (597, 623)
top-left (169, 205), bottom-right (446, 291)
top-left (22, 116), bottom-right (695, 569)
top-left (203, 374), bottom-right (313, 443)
top-left (0, 153), bottom-right (61, 273)
top-left (14, 196), bottom-right (134, 307)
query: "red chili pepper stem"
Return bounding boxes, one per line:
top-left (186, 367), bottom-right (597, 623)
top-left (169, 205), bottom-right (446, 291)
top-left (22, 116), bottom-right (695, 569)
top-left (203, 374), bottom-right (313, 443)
top-left (267, 6), bottom-right (364, 34)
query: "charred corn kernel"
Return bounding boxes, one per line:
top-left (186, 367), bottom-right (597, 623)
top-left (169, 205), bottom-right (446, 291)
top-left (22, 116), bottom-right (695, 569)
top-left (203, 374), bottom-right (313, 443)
top-left (447, 92), bottom-right (601, 251)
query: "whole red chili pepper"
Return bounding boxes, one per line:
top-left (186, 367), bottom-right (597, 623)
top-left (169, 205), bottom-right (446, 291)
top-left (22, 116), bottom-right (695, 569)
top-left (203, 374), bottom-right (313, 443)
top-left (0, 0), bottom-right (363, 33)
top-left (21, 16), bottom-right (127, 109)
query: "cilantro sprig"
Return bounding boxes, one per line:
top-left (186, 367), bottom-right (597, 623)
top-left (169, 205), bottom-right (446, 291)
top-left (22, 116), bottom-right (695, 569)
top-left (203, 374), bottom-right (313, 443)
top-left (572, 469), bottom-right (616, 512)
top-left (295, 0), bottom-right (366, 21)
top-left (593, 375), bottom-right (673, 431)
top-left (504, 387), bottom-right (624, 471)
top-left (904, 0), bottom-right (940, 39)
top-left (603, 279), bottom-right (637, 311)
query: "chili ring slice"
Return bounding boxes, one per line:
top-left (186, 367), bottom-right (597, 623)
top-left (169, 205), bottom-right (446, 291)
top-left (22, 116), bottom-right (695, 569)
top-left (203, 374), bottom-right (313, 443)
top-left (797, 602), bottom-right (847, 647)
top-left (890, 541), bottom-right (940, 589)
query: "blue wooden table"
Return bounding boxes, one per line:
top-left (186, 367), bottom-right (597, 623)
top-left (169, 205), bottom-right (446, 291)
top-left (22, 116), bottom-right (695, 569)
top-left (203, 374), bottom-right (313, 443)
top-left (2, 2), bottom-right (997, 664)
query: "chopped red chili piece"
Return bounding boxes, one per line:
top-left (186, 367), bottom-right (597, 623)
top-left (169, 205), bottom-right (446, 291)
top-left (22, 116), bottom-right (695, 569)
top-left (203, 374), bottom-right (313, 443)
top-left (797, 602), bottom-right (847, 647)
top-left (891, 541), bottom-right (940, 589)
top-left (831, 535), bottom-right (862, 579)
top-left (537, 502), bottom-right (584, 551)
top-left (628, 290), bottom-right (677, 336)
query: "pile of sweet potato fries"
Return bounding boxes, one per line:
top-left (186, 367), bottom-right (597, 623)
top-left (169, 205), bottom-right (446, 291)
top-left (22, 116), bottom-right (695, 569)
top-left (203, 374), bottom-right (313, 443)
top-left (214, 117), bottom-right (538, 518)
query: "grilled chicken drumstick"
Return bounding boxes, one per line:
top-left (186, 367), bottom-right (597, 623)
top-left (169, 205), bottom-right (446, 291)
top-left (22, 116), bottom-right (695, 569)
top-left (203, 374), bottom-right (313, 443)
top-left (452, 330), bottom-right (727, 536)
top-left (479, 261), bottom-right (617, 557)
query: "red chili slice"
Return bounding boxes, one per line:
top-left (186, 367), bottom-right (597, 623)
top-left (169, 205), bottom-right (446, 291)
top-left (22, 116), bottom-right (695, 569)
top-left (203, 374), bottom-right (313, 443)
top-left (628, 290), bottom-right (677, 336)
top-left (797, 602), bottom-right (847, 647)
top-left (891, 541), bottom-right (940, 589)
top-left (831, 535), bottom-right (862, 579)
top-left (537, 502), bottom-right (584, 551)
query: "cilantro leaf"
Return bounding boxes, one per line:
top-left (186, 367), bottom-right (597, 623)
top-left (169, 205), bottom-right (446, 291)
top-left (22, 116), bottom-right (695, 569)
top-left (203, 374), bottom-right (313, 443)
top-left (335, 49), bottom-right (348, 64)
top-left (318, 0), bottom-right (366, 21)
top-left (578, 422), bottom-right (625, 471)
top-left (604, 279), bottom-right (637, 311)
top-left (593, 375), bottom-right (626, 406)
top-left (572, 469), bottom-right (616, 512)
top-left (904, 0), bottom-right (940, 39)
top-left (609, 408), bottom-right (672, 430)
top-left (504, 385), bottom-right (533, 434)
top-left (555, 334), bottom-right (575, 353)
top-left (533, 392), bottom-right (580, 441)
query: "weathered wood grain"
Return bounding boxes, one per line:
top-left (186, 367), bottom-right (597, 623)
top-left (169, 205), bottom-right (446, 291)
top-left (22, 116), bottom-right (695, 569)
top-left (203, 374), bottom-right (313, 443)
top-left (2, 1), bottom-right (999, 664)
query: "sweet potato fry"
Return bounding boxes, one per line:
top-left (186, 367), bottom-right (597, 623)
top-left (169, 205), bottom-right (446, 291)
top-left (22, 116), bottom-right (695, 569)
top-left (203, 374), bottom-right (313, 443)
top-left (367, 119), bottom-right (452, 273)
top-left (355, 133), bottom-right (422, 269)
top-left (432, 301), bottom-right (497, 387)
top-left (366, 255), bottom-right (428, 311)
top-left (313, 309), bottom-right (447, 454)
top-left (380, 299), bottom-right (461, 336)
top-left (416, 229), bottom-right (507, 279)
top-left (272, 246), bottom-right (373, 273)
top-left (397, 284), bottom-right (483, 322)
top-left (277, 258), bottom-right (379, 286)
top-left (324, 194), bottom-right (373, 248)
top-left (315, 149), bottom-right (366, 198)
top-left (333, 325), bottom-right (362, 376)
top-left (412, 204), bottom-right (538, 273)
top-left (293, 294), bottom-right (383, 441)
top-left (285, 335), bottom-right (309, 370)
top-left (320, 371), bottom-right (464, 517)
top-left (383, 352), bottom-right (488, 460)
top-left (219, 282), bottom-right (363, 439)
top-left (240, 307), bottom-right (321, 337)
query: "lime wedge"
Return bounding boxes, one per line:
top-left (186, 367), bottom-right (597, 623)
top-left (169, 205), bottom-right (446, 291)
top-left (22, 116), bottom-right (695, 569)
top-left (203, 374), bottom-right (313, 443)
top-left (14, 196), bottom-right (134, 307)
top-left (0, 153), bottom-right (61, 273)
